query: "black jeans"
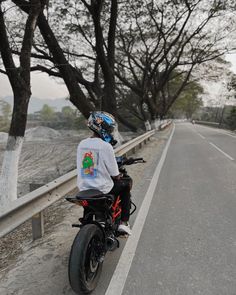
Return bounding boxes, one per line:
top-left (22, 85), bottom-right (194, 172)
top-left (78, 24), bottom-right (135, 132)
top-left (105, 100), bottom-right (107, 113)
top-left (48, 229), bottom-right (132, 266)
top-left (109, 179), bottom-right (131, 222)
top-left (82, 180), bottom-right (131, 222)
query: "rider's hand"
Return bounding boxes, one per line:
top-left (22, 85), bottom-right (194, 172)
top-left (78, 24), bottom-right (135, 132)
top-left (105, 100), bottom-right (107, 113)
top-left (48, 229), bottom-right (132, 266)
top-left (112, 174), bottom-right (121, 180)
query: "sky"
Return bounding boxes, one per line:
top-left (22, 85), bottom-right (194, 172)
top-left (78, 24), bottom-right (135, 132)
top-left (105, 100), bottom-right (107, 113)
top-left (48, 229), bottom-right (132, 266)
top-left (0, 72), bottom-right (68, 100)
top-left (1, 54), bottom-right (236, 101)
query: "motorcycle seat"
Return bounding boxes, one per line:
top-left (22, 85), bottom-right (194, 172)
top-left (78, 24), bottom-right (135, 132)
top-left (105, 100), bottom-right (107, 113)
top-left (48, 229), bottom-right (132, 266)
top-left (75, 189), bottom-right (114, 202)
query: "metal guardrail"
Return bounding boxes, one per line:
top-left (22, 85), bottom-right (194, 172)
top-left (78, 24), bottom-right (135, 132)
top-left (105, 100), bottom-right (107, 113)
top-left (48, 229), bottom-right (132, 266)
top-left (159, 120), bottom-right (172, 130)
top-left (195, 120), bottom-right (236, 133)
top-left (195, 120), bottom-right (220, 127)
top-left (0, 130), bottom-right (156, 240)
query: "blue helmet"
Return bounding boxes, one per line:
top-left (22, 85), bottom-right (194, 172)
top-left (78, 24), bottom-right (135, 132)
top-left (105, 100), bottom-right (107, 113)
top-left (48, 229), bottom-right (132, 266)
top-left (87, 111), bottom-right (117, 145)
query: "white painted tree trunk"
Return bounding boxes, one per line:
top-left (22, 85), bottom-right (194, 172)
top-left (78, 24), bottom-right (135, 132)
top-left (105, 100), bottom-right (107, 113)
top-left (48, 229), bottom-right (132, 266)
top-left (0, 136), bottom-right (24, 212)
top-left (144, 120), bottom-right (152, 131)
top-left (151, 119), bottom-right (161, 130)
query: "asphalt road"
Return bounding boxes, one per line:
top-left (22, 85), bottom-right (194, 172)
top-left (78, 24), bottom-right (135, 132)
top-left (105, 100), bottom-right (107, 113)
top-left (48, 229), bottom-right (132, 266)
top-left (115, 123), bottom-right (236, 295)
top-left (1, 123), bottom-right (236, 295)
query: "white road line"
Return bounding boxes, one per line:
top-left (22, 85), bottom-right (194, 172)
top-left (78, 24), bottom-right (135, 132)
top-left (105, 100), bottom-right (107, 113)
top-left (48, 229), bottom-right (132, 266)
top-left (186, 125), bottom-right (205, 139)
top-left (209, 142), bottom-right (234, 161)
top-left (197, 125), bottom-right (236, 139)
top-left (105, 125), bottom-right (175, 295)
top-left (212, 129), bottom-right (236, 139)
top-left (196, 132), bottom-right (205, 139)
top-left (224, 132), bottom-right (236, 139)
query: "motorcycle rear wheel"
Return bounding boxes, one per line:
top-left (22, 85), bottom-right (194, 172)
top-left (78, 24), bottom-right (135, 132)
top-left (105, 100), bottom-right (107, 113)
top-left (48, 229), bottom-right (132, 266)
top-left (68, 224), bottom-right (104, 294)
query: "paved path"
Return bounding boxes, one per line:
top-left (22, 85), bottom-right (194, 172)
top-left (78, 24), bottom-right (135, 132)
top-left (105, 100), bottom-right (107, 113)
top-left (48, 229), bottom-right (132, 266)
top-left (1, 123), bottom-right (236, 295)
top-left (116, 123), bottom-right (236, 295)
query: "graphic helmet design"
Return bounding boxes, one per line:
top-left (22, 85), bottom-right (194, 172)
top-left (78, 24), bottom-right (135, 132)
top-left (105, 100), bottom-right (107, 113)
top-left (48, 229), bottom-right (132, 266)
top-left (87, 111), bottom-right (117, 146)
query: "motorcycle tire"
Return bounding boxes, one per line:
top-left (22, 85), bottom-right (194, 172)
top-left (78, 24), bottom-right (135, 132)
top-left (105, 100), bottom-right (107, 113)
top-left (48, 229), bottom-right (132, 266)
top-left (68, 224), bottom-right (104, 294)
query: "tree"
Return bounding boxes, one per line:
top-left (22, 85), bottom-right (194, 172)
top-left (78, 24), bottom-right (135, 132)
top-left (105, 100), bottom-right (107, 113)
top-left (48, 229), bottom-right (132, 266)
top-left (227, 73), bottom-right (236, 99)
top-left (40, 104), bottom-right (55, 121)
top-left (61, 106), bottom-right (78, 129)
top-left (8, 0), bottom-right (236, 132)
top-left (226, 107), bottom-right (236, 130)
top-left (115, 0), bottom-right (235, 128)
top-left (169, 81), bottom-right (203, 119)
top-left (12, 0), bottom-right (95, 119)
top-left (0, 0), bottom-right (46, 210)
top-left (80, 0), bottom-right (118, 115)
top-left (61, 106), bottom-right (74, 117)
top-left (13, 0), bottom-right (118, 113)
top-left (12, 0), bottom-right (137, 131)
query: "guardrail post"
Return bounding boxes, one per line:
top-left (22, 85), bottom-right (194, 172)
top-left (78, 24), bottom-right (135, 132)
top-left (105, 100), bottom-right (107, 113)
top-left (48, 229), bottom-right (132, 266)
top-left (32, 212), bottom-right (44, 240)
top-left (131, 147), bottom-right (136, 154)
top-left (29, 183), bottom-right (45, 240)
top-left (126, 150), bottom-right (132, 156)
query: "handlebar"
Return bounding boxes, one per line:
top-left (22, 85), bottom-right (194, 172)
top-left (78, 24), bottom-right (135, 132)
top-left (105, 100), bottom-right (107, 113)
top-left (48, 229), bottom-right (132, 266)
top-left (116, 156), bottom-right (146, 166)
top-left (131, 157), bottom-right (144, 162)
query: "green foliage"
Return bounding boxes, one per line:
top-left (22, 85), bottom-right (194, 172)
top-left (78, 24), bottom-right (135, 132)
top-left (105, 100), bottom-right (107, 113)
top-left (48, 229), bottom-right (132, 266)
top-left (199, 107), bottom-right (219, 122)
top-left (40, 104), bottom-right (56, 121)
top-left (198, 105), bottom-right (236, 131)
top-left (35, 104), bottom-right (86, 130)
top-left (61, 106), bottom-right (82, 129)
top-left (73, 114), bottom-right (87, 130)
top-left (61, 106), bottom-right (75, 117)
top-left (227, 74), bottom-right (236, 97)
top-left (0, 100), bottom-right (11, 132)
top-left (169, 81), bottom-right (203, 119)
top-left (226, 107), bottom-right (236, 130)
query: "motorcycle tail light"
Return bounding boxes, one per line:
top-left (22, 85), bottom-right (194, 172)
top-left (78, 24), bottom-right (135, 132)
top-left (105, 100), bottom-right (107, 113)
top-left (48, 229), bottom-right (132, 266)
top-left (75, 200), bottom-right (89, 207)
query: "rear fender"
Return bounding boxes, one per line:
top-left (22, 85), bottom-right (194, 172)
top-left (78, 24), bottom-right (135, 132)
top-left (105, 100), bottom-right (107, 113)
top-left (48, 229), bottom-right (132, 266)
top-left (81, 221), bottom-right (106, 241)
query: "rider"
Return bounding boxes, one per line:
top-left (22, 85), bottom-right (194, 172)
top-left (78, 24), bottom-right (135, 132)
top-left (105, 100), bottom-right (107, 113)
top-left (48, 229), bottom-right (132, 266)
top-left (77, 111), bottom-right (132, 235)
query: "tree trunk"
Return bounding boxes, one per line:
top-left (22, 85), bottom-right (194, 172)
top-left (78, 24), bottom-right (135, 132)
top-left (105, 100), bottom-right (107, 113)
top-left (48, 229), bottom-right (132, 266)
top-left (92, 0), bottom-right (117, 117)
top-left (144, 120), bottom-right (152, 131)
top-left (145, 95), bottom-right (157, 122)
top-left (219, 106), bottom-right (225, 128)
top-left (102, 78), bottom-right (117, 115)
top-left (9, 89), bottom-right (30, 136)
top-left (151, 118), bottom-right (160, 130)
top-left (116, 114), bottom-right (138, 132)
top-left (0, 0), bottom-right (45, 210)
top-left (0, 88), bottom-right (30, 207)
top-left (0, 136), bottom-right (24, 210)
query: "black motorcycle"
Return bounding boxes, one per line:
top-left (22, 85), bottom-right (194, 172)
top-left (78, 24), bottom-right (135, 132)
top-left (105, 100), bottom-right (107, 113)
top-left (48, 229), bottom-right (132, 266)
top-left (66, 156), bottom-right (145, 294)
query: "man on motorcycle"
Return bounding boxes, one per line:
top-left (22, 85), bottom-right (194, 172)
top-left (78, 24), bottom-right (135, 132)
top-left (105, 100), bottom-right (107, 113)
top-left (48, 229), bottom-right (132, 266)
top-left (77, 111), bottom-right (132, 235)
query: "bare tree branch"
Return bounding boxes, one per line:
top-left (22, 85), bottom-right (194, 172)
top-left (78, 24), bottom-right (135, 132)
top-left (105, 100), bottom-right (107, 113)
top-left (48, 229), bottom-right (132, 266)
top-left (30, 64), bottom-right (62, 77)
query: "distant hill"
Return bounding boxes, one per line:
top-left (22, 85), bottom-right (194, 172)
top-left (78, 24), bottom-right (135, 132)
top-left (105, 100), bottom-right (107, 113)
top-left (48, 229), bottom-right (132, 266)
top-left (2, 96), bottom-right (76, 114)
